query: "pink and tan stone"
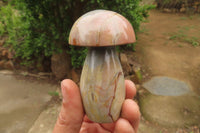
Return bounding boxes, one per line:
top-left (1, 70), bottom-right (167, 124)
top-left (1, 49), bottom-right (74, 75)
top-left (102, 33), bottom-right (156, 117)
top-left (69, 10), bottom-right (135, 46)
top-left (68, 10), bottom-right (136, 123)
top-left (80, 47), bottom-right (125, 123)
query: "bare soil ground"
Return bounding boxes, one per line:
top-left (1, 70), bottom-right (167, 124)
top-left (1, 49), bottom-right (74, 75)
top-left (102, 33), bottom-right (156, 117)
top-left (135, 9), bottom-right (200, 95)
top-left (0, 70), bottom-right (58, 133)
top-left (132, 10), bottom-right (200, 133)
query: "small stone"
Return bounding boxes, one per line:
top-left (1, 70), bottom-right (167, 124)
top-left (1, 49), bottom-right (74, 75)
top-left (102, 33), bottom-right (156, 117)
top-left (2, 49), bottom-right (8, 57)
top-left (142, 76), bottom-right (191, 96)
top-left (0, 60), bottom-right (6, 69)
top-left (7, 52), bottom-right (14, 59)
top-left (120, 53), bottom-right (131, 76)
top-left (180, 7), bottom-right (186, 13)
top-left (4, 60), bottom-right (14, 70)
top-left (137, 89), bottom-right (146, 95)
top-left (135, 84), bottom-right (141, 90)
top-left (51, 51), bottom-right (71, 80)
top-left (163, 8), bottom-right (172, 13)
top-left (71, 69), bottom-right (79, 83)
top-left (120, 53), bottom-right (128, 63)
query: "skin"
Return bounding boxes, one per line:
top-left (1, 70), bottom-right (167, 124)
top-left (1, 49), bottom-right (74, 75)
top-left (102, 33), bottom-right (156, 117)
top-left (53, 79), bottom-right (140, 133)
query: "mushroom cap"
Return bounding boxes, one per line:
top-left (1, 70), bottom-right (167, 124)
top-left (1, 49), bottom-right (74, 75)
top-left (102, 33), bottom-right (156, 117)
top-left (69, 10), bottom-right (136, 47)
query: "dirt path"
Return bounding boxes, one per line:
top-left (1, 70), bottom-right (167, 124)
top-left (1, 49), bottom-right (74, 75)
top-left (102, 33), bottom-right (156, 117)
top-left (135, 10), bottom-right (200, 95)
top-left (131, 9), bottom-right (200, 133)
top-left (0, 71), bottom-right (58, 133)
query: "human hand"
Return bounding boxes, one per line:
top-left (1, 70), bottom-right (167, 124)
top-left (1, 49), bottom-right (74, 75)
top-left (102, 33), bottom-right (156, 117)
top-left (53, 79), bottom-right (140, 133)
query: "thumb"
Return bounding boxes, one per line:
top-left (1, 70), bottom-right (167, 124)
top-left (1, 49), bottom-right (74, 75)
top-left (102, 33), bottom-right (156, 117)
top-left (53, 79), bottom-right (84, 133)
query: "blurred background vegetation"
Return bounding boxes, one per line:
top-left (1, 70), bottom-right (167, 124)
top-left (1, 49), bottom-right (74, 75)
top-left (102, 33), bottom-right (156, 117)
top-left (0, 0), bottom-right (155, 70)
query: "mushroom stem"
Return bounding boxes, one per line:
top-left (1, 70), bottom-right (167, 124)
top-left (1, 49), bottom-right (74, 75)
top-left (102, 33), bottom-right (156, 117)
top-left (80, 46), bottom-right (125, 123)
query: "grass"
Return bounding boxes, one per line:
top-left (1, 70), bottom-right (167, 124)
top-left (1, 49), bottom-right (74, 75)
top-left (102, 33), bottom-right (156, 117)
top-left (178, 44), bottom-right (183, 47)
top-left (169, 35), bottom-right (178, 40)
top-left (183, 25), bottom-right (195, 31)
top-left (142, 18), bottom-right (150, 23)
top-left (180, 16), bottom-right (194, 20)
top-left (163, 41), bottom-right (169, 45)
top-left (48, 91), bottom-right (59, 97)
top-left (169, 34), bottom-right (199, 47)
top-left (168, 26), bottom-right (200, 47)
top-left (139, 26), bottom-right (149, 35)
top-left (184, 37), bottom-right (199, 46)
top-left (180, 17), bottom-right (188, 20)
top-left (150, 38), bottom-right (155, 42)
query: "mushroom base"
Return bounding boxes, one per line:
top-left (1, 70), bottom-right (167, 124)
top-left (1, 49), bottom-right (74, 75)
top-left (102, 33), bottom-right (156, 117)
top-left (80, 46), bottom-right (125, 123)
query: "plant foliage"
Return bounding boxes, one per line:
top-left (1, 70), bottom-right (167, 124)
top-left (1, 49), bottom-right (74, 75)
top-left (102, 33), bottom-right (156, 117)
top-left (0, 0), bottom-right (154, 68)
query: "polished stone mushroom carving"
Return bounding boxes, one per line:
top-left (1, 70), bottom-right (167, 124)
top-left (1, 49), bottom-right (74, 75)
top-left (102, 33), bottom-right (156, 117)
top-left (69, 10), bottom-right (136, 123)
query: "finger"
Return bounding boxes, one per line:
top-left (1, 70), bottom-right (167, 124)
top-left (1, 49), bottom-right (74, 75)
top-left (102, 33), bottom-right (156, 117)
top-left (100, 122), bottom-right (115, 132)
top-left (114, 118), bottom-right (135, 133)
top-left (80, 122), bottom-right (111, 133)
top-left (121, 99), bottom-right (140, 133)
top-left (83, 115), bottom-right (115, 132)
top-left (125, 80), bottom-right (136, 99)
top-left (53, 79), bottom-right (84, 133)
top-left (83, 115), bottom-right (93, 123)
